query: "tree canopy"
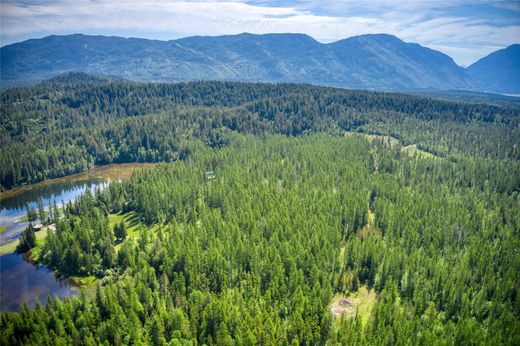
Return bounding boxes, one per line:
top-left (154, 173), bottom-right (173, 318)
top-left (1, 75), bottom-right (519, 344)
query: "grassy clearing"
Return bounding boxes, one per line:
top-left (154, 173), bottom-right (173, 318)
top-left (29, 230), bottom-right (50, 260)
top-left (330, 286), bottom-right (377, 326)
top-left (71, 275), bottom-right (97, 287)
top-left (358, 208), bottom-right (381, 239)
top-left (346, 131), bottom-right (440, 160)
top-left (0, 225), bottom-right (7, 234)
top-left (0, 228), bottom-right (49, 256)
top-left (362, 134), bottom-right (400, 147)
top-left (0, 239), bottom-right (18, 255)
top-left (345, 132), bottom-right (400, 147)
top-left (338, 245), bottom-right (346, 268)
top-left (402, 144), bottom-right (438, 159)
top-left (109, 211), bottom-right (162, 252)
top-left (108, 211), bottom-right (145, 239)
top-left (355, 286), bottom-right (377, 326)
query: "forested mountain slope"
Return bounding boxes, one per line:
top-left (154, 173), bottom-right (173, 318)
top-left (1, 73), bottom-right (519, 190)
top-left (1, 33), bottom-right (478, 90)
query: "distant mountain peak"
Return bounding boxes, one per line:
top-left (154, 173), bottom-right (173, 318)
top-left (467, 43), bottom-right (520, 93)
top-left (0, 32), bottom-right (516, 93)
top-left (349, 33), bottom-right (402, 40)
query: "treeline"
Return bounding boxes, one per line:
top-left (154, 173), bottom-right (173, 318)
top-left (1, 135), bottom-right (518, 344)
top-left (1, 74), bottom-right (518, 189)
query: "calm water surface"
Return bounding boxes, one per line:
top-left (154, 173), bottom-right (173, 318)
top-left (0, 179), bottom-right (107, 311)
top-left (0, 163), bottom-right (153, 311)
top-left (0, 180), bottom-right (107, 245)
top-left (0, 253), bottom-right (78, 311)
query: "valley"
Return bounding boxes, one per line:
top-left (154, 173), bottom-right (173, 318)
top-left (0, 75), bottom-right (518, 344)
top-left (2, 0), bottom-right (519, 343)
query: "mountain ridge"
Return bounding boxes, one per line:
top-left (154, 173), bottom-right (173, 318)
top-left (1, 33), bottom-right (516, 92)
top-left (467, 44), bottom-right (520, 94)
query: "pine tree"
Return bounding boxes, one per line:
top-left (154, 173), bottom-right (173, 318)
top-left (150, 316), bottom-right (167, 346)
top-left (37, 198), bottom-right (46, 223)
top-left (114, 220), bottom-right (127, 240)
top-left (26, 204), bottom-right (38, 222)
top-left (16, 223), bottom-right (37, 253)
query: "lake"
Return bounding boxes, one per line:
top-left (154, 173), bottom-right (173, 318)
top-left (0, 163), bottom-right (155, 311)
top-left (0, 253), bottom-right (78, 311)
top-left (0, 180), bottom-right (107, 246)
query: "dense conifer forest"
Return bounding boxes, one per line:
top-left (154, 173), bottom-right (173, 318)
top-left (1, 74), bottom-right (519, 344)
top-left (1, 73), bottom-right (519, 189)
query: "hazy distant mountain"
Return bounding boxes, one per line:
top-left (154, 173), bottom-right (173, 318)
top-left (467, 44), bottom-right (520, 94)
top-left (0, 33), bottom-right (499, 91)
top-left (328, 34), bottom-right (473, 90)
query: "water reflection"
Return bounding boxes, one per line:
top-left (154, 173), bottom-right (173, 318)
top-left (1, 180), bottom-right (107, 215)
top-left (0, 179), bottom-right (106, 311)
top-left (0, 253), bottom-right (77, 311)
top-left (1, 221), bottom-right (29, 246)
top-left (0, 181), bottom-right (107, 246)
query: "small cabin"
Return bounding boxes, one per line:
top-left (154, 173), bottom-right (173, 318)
top-left (206, 171), bottom-right (216, 180)
top-left (33, 223), bottom-right (56, 232)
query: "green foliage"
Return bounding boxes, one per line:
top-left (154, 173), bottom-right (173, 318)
top-left (1, 76), bottom-right (519, 345)
top-left (2, 133), bottom-right (519, 345)
top-left (16, 223), bottom-right (36, 253)
top-left (113, 220), bottom-right (127, 240)
top-left (25, 204), bottom-right (38, 222)
top-left (37, 198), bottom-right (46, 223)
top-left (1, 77), bottom-right (518, 189)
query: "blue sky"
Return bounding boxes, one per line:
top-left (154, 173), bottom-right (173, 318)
top-left (1, 0), bottom-right (519, 66)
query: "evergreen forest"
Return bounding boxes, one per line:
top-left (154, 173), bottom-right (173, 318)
top-left (1, 74), bottom-right (519, 345)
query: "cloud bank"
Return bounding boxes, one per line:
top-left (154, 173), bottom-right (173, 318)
top-left (1, 0), bottom-right (519, 65)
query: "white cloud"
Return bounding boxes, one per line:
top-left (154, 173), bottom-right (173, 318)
top-left (1, 0), bottom-right (519, 65)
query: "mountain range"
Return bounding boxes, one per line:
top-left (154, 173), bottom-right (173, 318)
top-left (1, 33), bottom-right (518, 93)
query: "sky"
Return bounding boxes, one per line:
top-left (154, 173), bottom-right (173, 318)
top-left (1, 0), bottom-right (519, 66)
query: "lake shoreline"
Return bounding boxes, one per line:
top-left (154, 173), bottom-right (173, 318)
top-left (0, 162), bottom-right (157, 255)
top-left (0, 252), bottom-right (80, 311)
top-left (0, 163), bottom-right (158, 311)
top-left (0, 162), bottom-right (157, 201)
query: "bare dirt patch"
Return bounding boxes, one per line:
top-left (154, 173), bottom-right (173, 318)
top-left (330, 286), bottom-right (377, 325)
top-left (330, 296), bottom-right (360, 318)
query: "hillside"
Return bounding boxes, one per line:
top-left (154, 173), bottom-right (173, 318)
top-left (1, 73), bottom-right (518, 190)
top-left (467, 44), bottom-right (520, 94)
top-left (1, 33), bottom-right (478, 91)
